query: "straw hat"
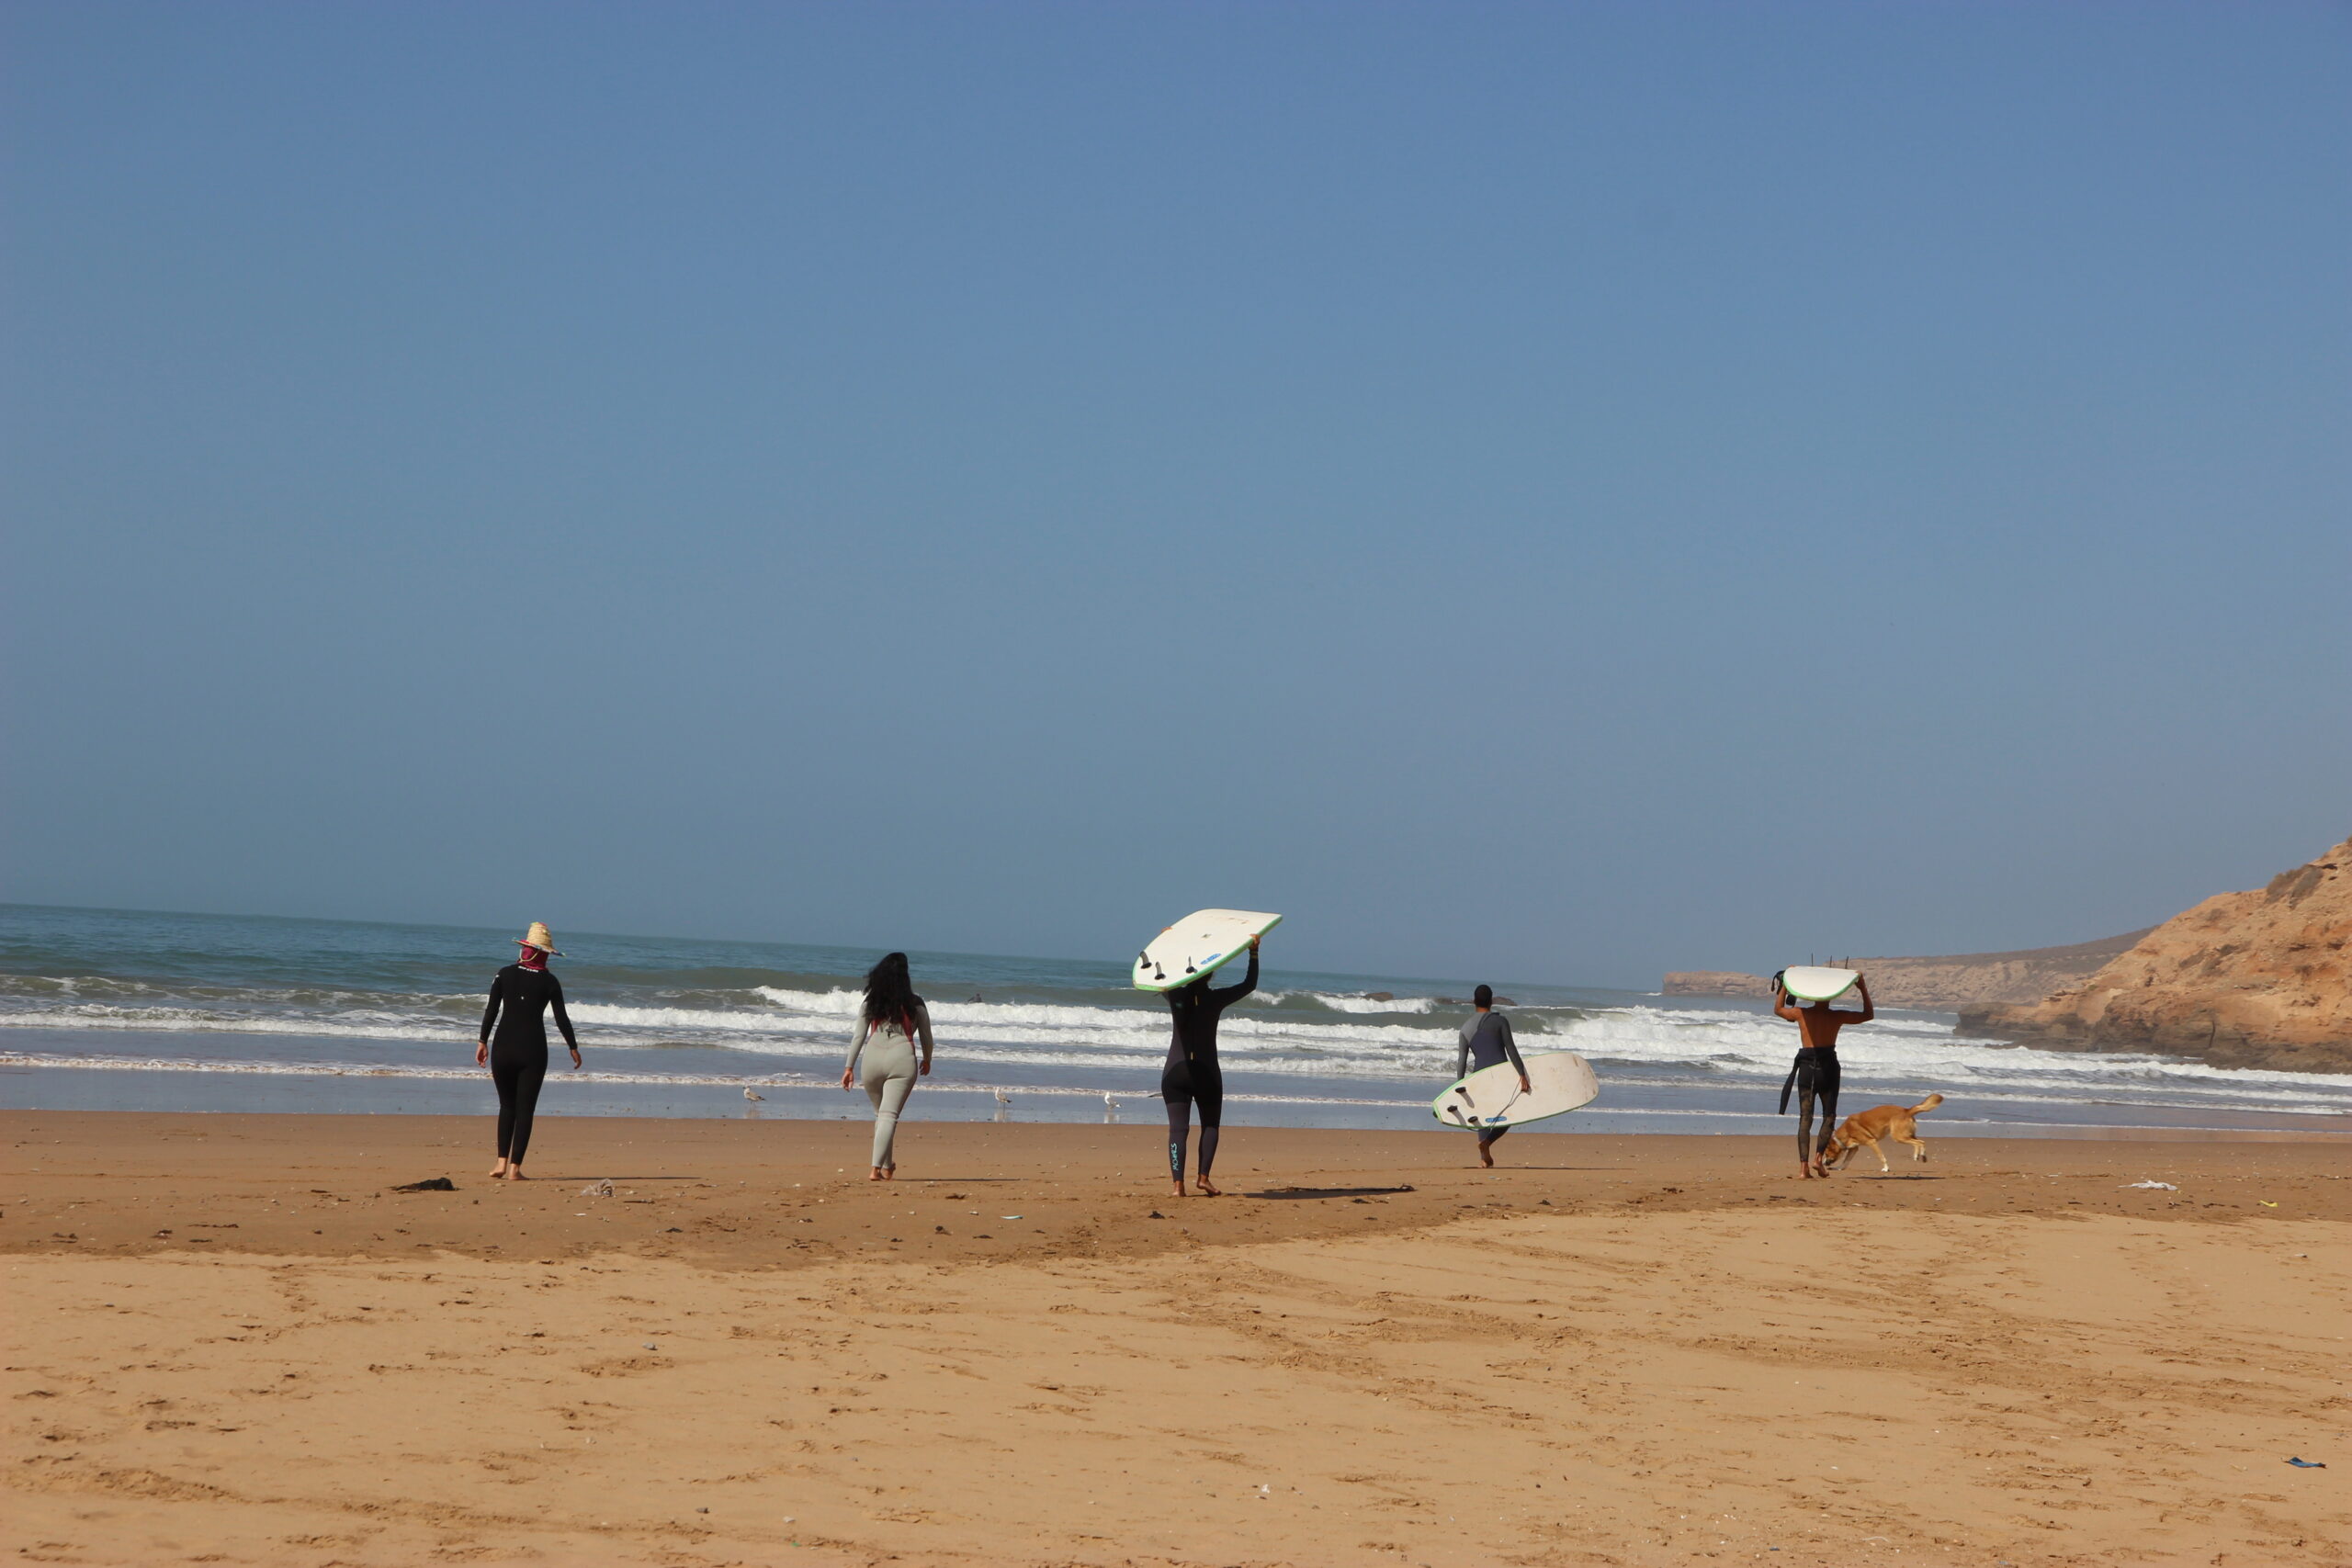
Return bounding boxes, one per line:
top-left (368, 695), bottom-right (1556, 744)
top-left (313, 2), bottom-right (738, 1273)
top-left (517, 921), bottom-right (562, 955)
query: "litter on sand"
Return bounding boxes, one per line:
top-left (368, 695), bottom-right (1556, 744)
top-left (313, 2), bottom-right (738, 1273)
top-left (2259, 1201), bottom-right (2279, 1207)
top-left (581, 1179), bottom-right (615, 1197)
top-left (390, 1177), bottom-right (456, 1192)
top-left (2286, 1457), bottom-right (2326, 1468)
top-left (2120, 1180), bottom-right (2177, 1190)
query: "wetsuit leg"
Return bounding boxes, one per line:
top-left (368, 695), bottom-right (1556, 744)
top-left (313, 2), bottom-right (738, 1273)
top-left (1194, 1066), bottom-right (1223, 1180)
top-left (1477, 1123), bottom-right (1510, 1149)
top-left (492, 1055), bottom-right (520, 1158)
top-left (1792, 1050), bottom-right (1819, 1163)
top-left (493, 1044), bottom-right (548, 1164)
top-left (1161, 1051), bottom-right (1199, 1183)
top-left (1814, 1055), bottom-right (1841, 1158)
top-left (1164, 1097), bottom-right (1192, 1183)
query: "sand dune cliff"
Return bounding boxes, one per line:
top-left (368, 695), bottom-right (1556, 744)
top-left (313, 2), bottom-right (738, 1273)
top-left (1664, 927), bottom-right (2153, 1010)
top-left (1962, 833), bottom-right (2352, 1072)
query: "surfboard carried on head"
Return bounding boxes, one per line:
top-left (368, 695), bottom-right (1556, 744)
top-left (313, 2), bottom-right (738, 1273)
top-left (1433, 1049), bottom-right (1600, 1132)
top-left (1132, 909), bottom-right (1282, 992)
top-left (1778, 965), bottom-right (1860, 1002)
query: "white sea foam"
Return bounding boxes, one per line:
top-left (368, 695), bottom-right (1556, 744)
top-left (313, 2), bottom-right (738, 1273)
top-left (7, 982), bottom-right (2347, 1118)
top-left (1265, 990), bottom-right (1440, 1014)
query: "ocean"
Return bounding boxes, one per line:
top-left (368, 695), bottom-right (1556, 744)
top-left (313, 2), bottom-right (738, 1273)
top-left (3, 904), bottom-right (2346, 1141)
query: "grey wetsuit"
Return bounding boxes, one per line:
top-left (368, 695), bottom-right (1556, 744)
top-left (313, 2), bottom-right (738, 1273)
top-left (1455, 1010), bottom-right (1527, 1145)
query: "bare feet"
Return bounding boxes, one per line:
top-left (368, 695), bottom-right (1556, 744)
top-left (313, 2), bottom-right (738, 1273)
top-left (505, 1168), bottom-right (527, 1181)
top-left (868, 1168), bottom-right (888, 1182)
top-left (488, 1160), bottom-right (508, 1178)
top-left (1193, 1176), bottom-right (1221, 1197)
top-left (1169, 1182), bottom-right (1187, 1198)
top-left (1478, 1143), bottom-right (1496, 1168)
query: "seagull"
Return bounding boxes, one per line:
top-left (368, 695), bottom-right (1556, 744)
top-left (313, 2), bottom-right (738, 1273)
top-left (1102, 1091), bottom-right (1119, 1109)
top-left (743, 1089), bottom-right (765, 1101)
top-left (992, 1089), bottom-right (1012, 1108)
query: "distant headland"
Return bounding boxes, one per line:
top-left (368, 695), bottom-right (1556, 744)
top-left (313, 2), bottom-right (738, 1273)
top-left (1665, 832), bottom-right (2352, 1074)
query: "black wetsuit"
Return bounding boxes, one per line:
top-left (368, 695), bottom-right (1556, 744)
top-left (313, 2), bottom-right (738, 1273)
top-left (1779, 1045), bottom-right (1840, 1162)
top-left (480, 964), bottom-right (577, 1165)
top-left (1161, 948), bottom-right (1256, 1184)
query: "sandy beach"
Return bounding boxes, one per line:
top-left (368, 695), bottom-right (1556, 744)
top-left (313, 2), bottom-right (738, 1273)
top-left (5, 1111), bottom-right (2346, 1566)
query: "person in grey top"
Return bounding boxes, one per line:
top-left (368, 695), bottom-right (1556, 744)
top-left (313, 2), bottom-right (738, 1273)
top-left (1455, 984), bottom-right (1531, 1168)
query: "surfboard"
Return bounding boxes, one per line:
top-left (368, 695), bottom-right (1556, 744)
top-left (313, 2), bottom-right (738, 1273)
top-left (1432, 1049), bottom-right (1600, 1131)
top-left (1779, 965), bottom-right (1860, 1002)
top-left (1131, 909), bottom-right (1282, 992)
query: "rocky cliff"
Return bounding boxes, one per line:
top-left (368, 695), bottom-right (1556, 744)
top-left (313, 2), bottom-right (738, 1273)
top-left (1663, 927), bottom-right (2153, 1010)
top-left (1660, 970), bottom-right (1776, 999)
top-left (1962, 834), bottom-right (2352, 1072)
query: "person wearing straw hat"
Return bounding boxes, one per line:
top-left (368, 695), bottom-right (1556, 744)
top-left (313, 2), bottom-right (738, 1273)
top-left (476, 922), bottom-right (580, 1180)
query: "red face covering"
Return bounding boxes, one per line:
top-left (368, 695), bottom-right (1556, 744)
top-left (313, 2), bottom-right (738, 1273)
top-left (517, 944), bottom-right (548, 972)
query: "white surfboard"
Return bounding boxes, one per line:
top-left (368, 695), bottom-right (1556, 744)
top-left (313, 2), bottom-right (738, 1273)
top-left (1132, 909), bottom-right (1282, 992)
top-left (1779, 965), bottom-right (1860, 1002)
top-left (1432, 1049), bottom-right (1600, 1131)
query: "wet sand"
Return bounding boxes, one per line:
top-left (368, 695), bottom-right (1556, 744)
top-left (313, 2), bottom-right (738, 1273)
top-left (5, 1111), bottom-right (2346, 1565)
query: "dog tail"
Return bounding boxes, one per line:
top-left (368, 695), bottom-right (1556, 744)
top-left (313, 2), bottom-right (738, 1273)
top-left (1909, 1092), bottom-right (1944, 1114)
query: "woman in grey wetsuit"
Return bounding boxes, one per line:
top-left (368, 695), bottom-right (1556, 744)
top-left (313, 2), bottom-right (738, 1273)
top-left (1161, 936), bottom-right (1258, 1198)
top-left (476, 921), bottom-right (580, 1181)
top-left (841, 952), bottom-right (934, 1182)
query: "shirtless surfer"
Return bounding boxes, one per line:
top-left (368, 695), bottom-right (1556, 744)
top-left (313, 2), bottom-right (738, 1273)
top-left (1455, 985), bottom-right (1532, 1168)
top-left (1773, 972), bottom-right (1874, 1178)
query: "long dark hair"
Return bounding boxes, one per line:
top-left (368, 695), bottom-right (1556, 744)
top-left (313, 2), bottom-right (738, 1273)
top-left (862, 952), bottom-right (922, 1036)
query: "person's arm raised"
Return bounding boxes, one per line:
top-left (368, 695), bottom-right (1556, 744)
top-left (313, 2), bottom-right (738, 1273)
top-left (1209, 940), bottom-right (1261, 1006)
top-left (1851, 974), bottom-right (1875, 1025)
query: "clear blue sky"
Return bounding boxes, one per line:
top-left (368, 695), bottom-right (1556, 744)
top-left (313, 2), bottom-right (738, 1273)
top-left (5, 2), bottom-right (2346, 987)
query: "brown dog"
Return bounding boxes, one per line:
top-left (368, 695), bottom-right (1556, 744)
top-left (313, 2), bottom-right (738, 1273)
top-left (1822, 1093), bottom-right (1944, 1173)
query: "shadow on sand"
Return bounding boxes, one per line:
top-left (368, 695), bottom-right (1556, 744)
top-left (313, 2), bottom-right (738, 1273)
top-left (1247, 1185), bottom-right (1418, 1201)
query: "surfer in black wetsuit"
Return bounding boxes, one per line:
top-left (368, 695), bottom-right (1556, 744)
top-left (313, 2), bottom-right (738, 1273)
top-left (1455, 985), bottom-right (1532, 1168)
top-left (1162, 935), bottom-right (1259, 1198)
top-left (1774, 972), bottom-right (1873, 1179)
top-left (476, 922), bottom-right (580, 1181)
